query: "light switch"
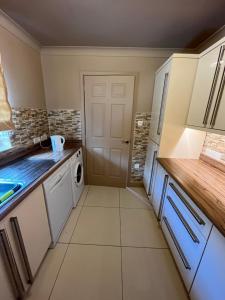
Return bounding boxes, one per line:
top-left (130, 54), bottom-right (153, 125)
top-left (134, 163), bottom-right (139, 169)
top-left (137, 120), bottom-right (143, 127)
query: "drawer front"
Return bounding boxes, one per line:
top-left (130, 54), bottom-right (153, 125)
top-left (167, 179), bottom-right (212, 240)
top-left (162, 194), bottom-right (207, 291)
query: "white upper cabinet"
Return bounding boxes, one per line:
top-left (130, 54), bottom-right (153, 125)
top-left (149, 62), bottom-right (170, 145)
top-left (187, 40), bottom-right (225, 131)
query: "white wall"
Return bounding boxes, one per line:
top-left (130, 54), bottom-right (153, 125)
top-left (41, 48), bottom-right (176, 112)
top-left (0, 12), bottom-right (46, 109)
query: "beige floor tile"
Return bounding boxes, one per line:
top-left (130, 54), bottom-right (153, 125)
top-left (122, 247), bottom-right (188, 300)
top-left (120, 188), bottom-right (151, 209)
top-left (128, 187), bottom-right (148, 198)
top-left (50, 244), bottom-right (122, 300)
top-left (121, 208), bottom-right (167, 248)
top-left (77, 185), bottom-right (89, 206)
top-left (85, 185), bottom-right (119, 207)
top-left (58, 206), bottom-right (82, 243)
top-left (71, 206), bottom-right (120, 245)
top-left (26, 244), bottom-right (67, 300)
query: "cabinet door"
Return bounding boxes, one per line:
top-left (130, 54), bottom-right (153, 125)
top-left (149, 63), bottom-right (170, 144)
top-left (187, 44), bottom-right (225, 128)
top-left (152, 163), bottom-right (168, 219)
top-left (6, 185), bottom-right (51, 281)
top-left (190, 226), bottom-right (225, 300)
top-left (0, 220), bottom-right (24, 300)
top-left (143, 139), bottom-right (158, 195)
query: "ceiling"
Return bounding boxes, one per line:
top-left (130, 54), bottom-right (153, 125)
top-left (0, 0), bottom-right (225, 48)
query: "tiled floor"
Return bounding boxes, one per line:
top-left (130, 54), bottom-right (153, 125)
top-left (27, 185), bottom-right (189, 300)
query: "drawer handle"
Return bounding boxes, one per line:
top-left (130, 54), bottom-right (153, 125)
top-left (163, 216), bottom-right (191, 270)
top-left (157, 174), bottom-right (169, 221)
top-left (10, 217), bottom-right (33, 284)
top-left (167, 196), bottom-right (200, 243)
top-left (169, 183), bottom-right (205, 226)
top-left (0, 228), bottom-right (25, 299)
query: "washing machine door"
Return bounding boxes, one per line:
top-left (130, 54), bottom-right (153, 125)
top-left (74, 161), bottom-right (83, 186)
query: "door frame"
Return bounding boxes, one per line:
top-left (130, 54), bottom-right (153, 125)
top-left (80, 71), bottom-right (137, 187)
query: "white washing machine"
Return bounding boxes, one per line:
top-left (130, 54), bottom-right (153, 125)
top-left (70, 148), bottom-right (84, 207)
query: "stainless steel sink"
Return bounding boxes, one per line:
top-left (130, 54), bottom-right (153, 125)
top-left (0, 182), bottom-right (22, 206)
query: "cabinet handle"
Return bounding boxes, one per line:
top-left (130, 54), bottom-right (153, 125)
top-left (162, 216), bottom-right (191, 270)
top-left (157, 174), bottom-right (169, 221)
top-left (10, 217), bottom-right (33, 284)
top-left (210, 66), bottom-right (225, 127)
top-left (167, 196), bottom-right (200, 243)
top-left (169, 182), bottom-right (205, 225)
top-left (157, 72), bottom-right (169, 135)
top-left (203, 45), bottom-right (225, 125)
top-left (148, 150), bottom-right (157, 196)
top-left (0, 229), bottom-right (25, 299)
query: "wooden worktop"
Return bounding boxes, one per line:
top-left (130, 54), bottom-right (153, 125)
top-left (157, 157), bottom-right (225, 236)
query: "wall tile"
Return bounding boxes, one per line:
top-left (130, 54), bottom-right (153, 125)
top-left (48, 109), bottom-right (82, 140)
top-left (11, 108), bottom-right (49, 146)
top-left (130, 112), bottom-right (151, 182)
top-left (202, 132), bottom-right (225, 161)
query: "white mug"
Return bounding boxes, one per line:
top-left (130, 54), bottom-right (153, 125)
top-left (50, 135), bottom-right (65, 152)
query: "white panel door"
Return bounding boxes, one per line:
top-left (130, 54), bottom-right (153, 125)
top-left (85, 75), bottom-right (134, 187)
top-left (187, 44), bottom-right (225, 128)
top-left (190, 226), bottom-right (225, 300)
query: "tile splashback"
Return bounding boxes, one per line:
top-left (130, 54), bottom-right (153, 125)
top-left (202, 132), bottom-right (225, 161)
top-left (11, 108), bottom-right (49, 146)
top-left (9, 108), bottom-right (82, 148)
top-left (130, 112), bottom-right (151, 183)
top-left (5, 108), bottom-right (149, 184)
top-left (48, 109), bottom-right (82, 140)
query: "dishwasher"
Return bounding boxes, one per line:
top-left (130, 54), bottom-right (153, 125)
top-left (43, 160), bottom-right (73, 247)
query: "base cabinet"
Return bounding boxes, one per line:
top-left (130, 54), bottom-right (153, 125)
top-left (0, 221), bottom-right (17, 300)
top-left (143, 140), bottom-right (158, 196)
top-left (0, 185), bottom-right (51, 300)
top-left (190, 226), bottom-right (225, 300)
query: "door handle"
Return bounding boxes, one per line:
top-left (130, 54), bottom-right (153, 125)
top-left (10, 217), bottom-right (34, 284)
top-left (122, 140), bottom-right (130, 144)
top-left (0, 228), bottom-right (25, 299)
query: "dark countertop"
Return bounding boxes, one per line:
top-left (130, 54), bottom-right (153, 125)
top-left (0, 141), bottom-right (82, 221)
top-left (157, 157), bottom-right (225, 236)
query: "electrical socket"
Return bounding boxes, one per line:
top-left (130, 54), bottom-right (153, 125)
top-left (134, 163), bottom-right (140, 169)
top-left (137, 120), bottom-right (143, 127)
top-left (41, 134), bottom-right (48, 141)
top-left (33, 137), bottom-right (41, 144)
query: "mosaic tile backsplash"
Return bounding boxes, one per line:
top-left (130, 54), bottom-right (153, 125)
top-left (8, 108), bottom-right (82, 149)
top-left (48, 110), bottom-right (82, 140)
top-left (2, 107), bottom-right (149, 184)
top-left (11, 108), bottom-right (49, 146)
top-left (202, 132), bottom-right (225, 161)
top-left (130, 112), bottom-right (151, 182)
